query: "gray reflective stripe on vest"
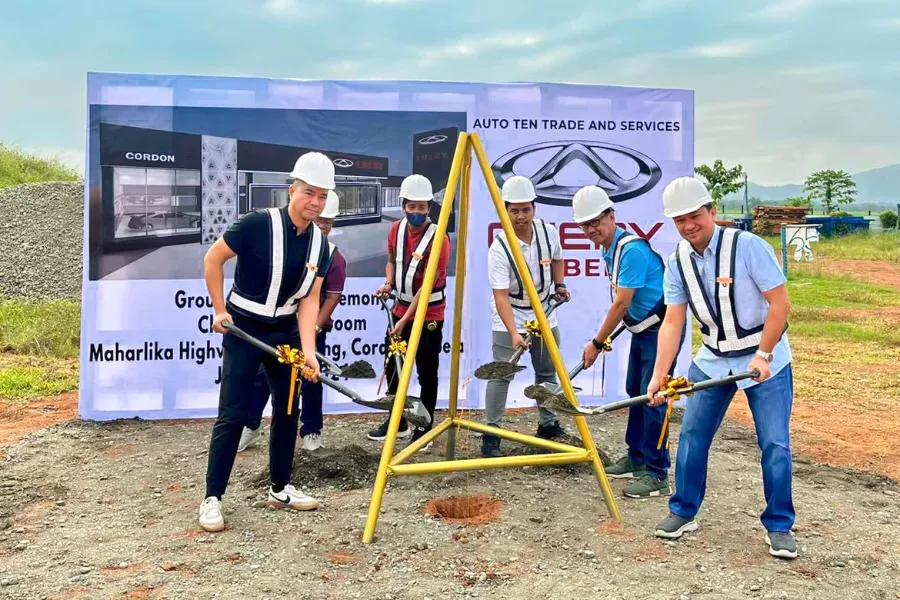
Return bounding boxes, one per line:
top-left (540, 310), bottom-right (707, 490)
top-left (677, 228), bottom-right (761, 353)
top-left (499, 219), bottom-right (553, 310)
top-left (611, 234), bottom-right (663, 334)
top-left (394, 219), bottom-right (444, 305)
top-left (228, 208), bottom-right (323, 319)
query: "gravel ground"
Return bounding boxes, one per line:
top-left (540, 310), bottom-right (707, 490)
top-left (0, 182), bottom-right (83, 301)
top-left (0, 410), bottom-right (898, 600)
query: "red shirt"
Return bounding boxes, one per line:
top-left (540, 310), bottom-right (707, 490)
top-left (387, 219), bottom-right (451, 322)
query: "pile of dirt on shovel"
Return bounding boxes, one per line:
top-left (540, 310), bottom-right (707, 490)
top-left (247, 445), bottom-right (381, 490)
top-left (338, 360), bottom-right (376, 379)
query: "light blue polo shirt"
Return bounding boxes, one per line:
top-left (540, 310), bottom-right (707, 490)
top-left (663, 226), bottom-right (792, 389)
top-left (602, 227), bottom-right (665, 324)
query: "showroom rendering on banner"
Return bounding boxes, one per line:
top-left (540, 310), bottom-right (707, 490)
top-left (79, 74), bottom-right (694, 421)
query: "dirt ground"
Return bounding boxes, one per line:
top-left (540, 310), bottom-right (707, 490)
top-left (812, 259), bottom-right (900, 290)
top-left (1, 407), bottom-right (899, 600)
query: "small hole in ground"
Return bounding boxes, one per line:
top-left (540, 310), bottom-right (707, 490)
top-left (423, 494), bottom-right (503, 525)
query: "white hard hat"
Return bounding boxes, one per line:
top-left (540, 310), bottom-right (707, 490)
top-left (662, 177), bottom-right (713, 218)
top-left (572, 186), bottom-right (614, 223)
top-left (320, 190), bottom-right (340, 220)
top-left (289, 152), bottom-right (336, 190)
top-left (399, 174), bottom-right (433, 201)
top-left (501, 175), bottom-right (537, 204)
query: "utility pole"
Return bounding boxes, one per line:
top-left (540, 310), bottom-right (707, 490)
top-left (744, 172), bottom-right (750, 220)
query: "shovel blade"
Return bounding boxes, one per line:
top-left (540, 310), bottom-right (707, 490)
top-left (474, 362), bottom-right (527, 381)
top-left (524, 385), bottom-right (593, 416)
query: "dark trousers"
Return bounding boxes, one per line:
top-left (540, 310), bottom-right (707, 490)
top-left (246, 331), bottom-right (327, 437)
top-left (205, 330), bottom-right (301, 499)
top-left (384, 320), bottom-right (444, 429)
top-left (623, 325), bottom-right (683, 479)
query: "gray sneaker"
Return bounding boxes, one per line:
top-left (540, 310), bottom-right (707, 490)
top-left (765, 532), bottom-right (798, 559)
top-left (624, 474), bottom-right (671, 498)
top-left (237, 426), bottom-right (262, 452)
top-left (654, 513), bottom-right (699, 539)
top-left (605, 455), bottom-right (647, 480)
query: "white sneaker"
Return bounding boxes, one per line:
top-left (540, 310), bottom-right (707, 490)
top-left (302, 433), bottom-right (324, 452)
top-left (267, 484), bottom-right (319, 511)
top-left (198, 496), bottom-right (225, 532)
top-left (237, 426), bottom-right (262, 452)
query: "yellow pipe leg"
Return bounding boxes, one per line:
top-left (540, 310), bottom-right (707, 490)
top-left (389, 450), bottom-right (592, 476)
top-left (469, 134), bottom-right (622, 522)
top-left (362, 133), bottom-right (470, 544)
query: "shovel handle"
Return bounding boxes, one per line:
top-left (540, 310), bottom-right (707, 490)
top-left (508, 297), bottom-right (567, 364)
top-left (224, 322), bottom-right (357, 397)
top-left (595, 369), bottom-right (761, 414)
top-left (377, 294), bottom-right (406, 377)
top-left (316, 351), bottom-right (342, 376)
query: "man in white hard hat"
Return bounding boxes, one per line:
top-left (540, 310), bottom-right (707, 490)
top-left (646, 177), bottom-right (796, 559)
top-left (236, 190), bottom-right (347, 454)
top-left (571, 185), bottom-right (680, 499)
top-left (481, 175), bottom-right (572, 457)
top-left (371, 174), bottom-right (451, 450)
top-left (198, 152), bottom-right (334, 532)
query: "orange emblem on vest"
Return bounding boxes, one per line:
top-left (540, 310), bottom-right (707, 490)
top-left (306, 263), bottom-right (318, 273)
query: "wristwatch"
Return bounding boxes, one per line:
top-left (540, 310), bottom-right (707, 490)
top-left (555, 282), bottom-right (566, 289)
top-left (755, 349), bottom-right (774, 363)
top-left (591, 338), bottom-right (605, 351)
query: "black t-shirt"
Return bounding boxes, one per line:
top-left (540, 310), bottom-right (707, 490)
top-left (223, 206), bottom-right (330, 335)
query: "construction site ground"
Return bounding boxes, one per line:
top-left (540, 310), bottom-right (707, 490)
top-left (1, 258), bottom-right (899, 600)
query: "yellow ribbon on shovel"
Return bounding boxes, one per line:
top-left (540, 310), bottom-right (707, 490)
top-left (656, 375), bottom-right (691, 450)
top-left (524, 319), bottom-right (542, 339)
top-left (276, 344), bottom-right (313, 416)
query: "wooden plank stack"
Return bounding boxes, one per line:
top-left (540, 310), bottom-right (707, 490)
top-left (752, 205), bottom-right (808, 235)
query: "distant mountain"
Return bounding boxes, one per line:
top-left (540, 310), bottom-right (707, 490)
top-left (722, 163), bottom-right (900, 207)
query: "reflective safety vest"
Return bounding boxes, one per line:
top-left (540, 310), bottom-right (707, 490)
top-left (227, 207), bottom-right (325, 322)
top-left (495, 219), bottom-right (554, 311)
top-left (393, 218), bottom-right (445, 307)
top-left (608, 233), bottom-right (666, 334)
top-left (676, 227), bottom-right (785, 357)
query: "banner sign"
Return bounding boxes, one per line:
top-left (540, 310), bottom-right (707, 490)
top-left (81, 74), bottom-right (694, 420)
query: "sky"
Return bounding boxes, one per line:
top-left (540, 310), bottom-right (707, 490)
top-left (1, 0), bottom-right (899, 186)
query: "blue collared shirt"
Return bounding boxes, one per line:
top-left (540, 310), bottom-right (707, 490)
top-left (663, 226), bottom-right (792, 389)
top-left (602, 227), bottom-right (665, 323)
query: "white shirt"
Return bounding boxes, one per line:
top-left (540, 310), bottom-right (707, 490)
top-left (488, 223), bottom-right (563, 332)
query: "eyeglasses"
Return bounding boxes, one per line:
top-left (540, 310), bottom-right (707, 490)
top-left (578, 216), bottom-right (606, 232)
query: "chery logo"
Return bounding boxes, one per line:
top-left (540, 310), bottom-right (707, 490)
top-left (418, 135), bottom-right (448, 145)
top-left (332, 158), bottom-right (354, 168)
top-left (491, 140), bottom-right (662, 206)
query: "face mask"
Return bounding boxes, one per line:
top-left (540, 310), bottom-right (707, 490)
top-left (406, 212), bottom-right (427, 227)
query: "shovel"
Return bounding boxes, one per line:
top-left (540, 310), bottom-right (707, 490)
top-left (473, 296), bottom-right (568, 381)
top-left (223, 322), bottom-right (428, 425)
top-left (538, 323), bottom-right (628, 396)
top-left (525, 369), bottom-right (761, 416)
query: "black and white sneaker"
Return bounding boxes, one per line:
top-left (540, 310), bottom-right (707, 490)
top-left (654, 513), bottom-right (699, 539)
top-left (409, 427), bottom-right (433, 451)
top-left (765, 532), bottom-right (798, 559)
top-left (267, 485), bottom-right (319, 511)
top-left (367, 418), bottom-right (411, 441)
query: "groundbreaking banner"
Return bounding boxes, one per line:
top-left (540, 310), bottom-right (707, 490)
top-left (81, 73), bottom-right (694, 420)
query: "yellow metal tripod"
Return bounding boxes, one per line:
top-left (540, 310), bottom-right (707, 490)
top-left (361, 132), bottom-right (621, 543)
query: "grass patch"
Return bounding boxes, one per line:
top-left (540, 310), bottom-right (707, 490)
top-left (0, 299), bottom-right (81, 357)
top-left (786, 272), bottom-right (900, 310)
top-left (0, 355), bottom-right (79, 401)
top-left (0, 143), bottom-right (80, 189)
top-left (765, 230), bottom-right (900, 263)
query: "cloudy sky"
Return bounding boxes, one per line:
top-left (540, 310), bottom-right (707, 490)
top-left (2, 0), bottom-right (898, 185)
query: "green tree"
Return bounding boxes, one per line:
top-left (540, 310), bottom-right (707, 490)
top-left (803, 169), bottom-right (856, 215)
top-left (784, 195), bottom-right (811, 208)
top-left (694, 160), bottom-right (746, 206)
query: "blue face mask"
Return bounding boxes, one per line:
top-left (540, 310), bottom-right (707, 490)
top-left (406, 212), bottom-right (427, 227)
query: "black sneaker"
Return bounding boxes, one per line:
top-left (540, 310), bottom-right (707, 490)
top-left (366, 417), bottom-right (410, 441)
top-left (654, 513), bottom-right (699, 539)
top-left (765, 532), bottom-right (798, 559)
top-left (408, 426), bottom-right (433, 451)
top-left (481, 434), bottom-right (502, 458)
top-left (535, 421), bottom-right (567, 440)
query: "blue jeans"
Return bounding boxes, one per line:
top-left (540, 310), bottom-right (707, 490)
top-left (246, 331), bottom-right (327, 437)
top-left (624, 327), bottom-right (679, 479)
top-left (670, 363), bottom-right (795, 533)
